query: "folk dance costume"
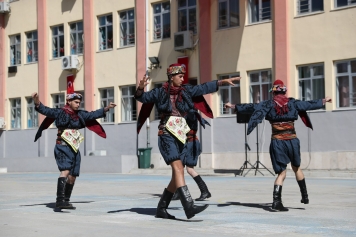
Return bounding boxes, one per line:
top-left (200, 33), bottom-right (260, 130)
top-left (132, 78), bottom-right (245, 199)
top-left (135, 64), bottom-right (225, 219)
top-left (232, 79), bottom-right (328, 211)
top-left (34, 93), bottom-right (109, 209)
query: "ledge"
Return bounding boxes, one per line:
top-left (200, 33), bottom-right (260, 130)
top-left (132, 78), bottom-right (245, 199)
top-left (294, 11), bottom-right (324, 19)
top-left (245, 20), bottom-right (272, 27)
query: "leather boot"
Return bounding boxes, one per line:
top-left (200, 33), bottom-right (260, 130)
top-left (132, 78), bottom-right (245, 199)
top-left (56, 177), bottom-right (75, 209)
top-left (155, 188), bottom-right (175, 219)
top-left (297, 179), bottom-right (309, 204)
top-left (194, 175), bottom-right (212, 201)
top-left (65, 183), bottom-right (74, 202)
top-left (171, 191), bottom-right (180, 200)
top-left (177, 185), bottom-right (209, 219)
top-left (271, 185), bottom-right (288, 211)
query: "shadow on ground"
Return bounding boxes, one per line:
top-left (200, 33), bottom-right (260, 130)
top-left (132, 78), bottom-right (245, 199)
top-left (216, 202), bottom-right (305, 212)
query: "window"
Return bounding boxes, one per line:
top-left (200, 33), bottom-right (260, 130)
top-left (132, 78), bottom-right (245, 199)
top-left (298, 64), bottom-right (325, 101)
top-left (52, 25), bottom-right (64, 59)
top-left (249, 0), bottom-right (271, 23)
top-left (297, 0), bottom-right (323, 14)
top-left (98, 15), bottom-right (113, 51)
top-left (100, 88), bottom-right (114, 122)
top-left (27, 97), bottom-right (38, 128)
top-left (153, 2), bottom-right (171, 40)
top-left (218, 0), bottom-right (239, 29)
top-left (219, 74), bottom-right (241, 115)
top-left (10, 98), bottom-right (21, 129)
top-left (120, 9), bottom-right (135, 47)
top-left (121, 86), bottom-right (137, 122)
top-left (178, 0), bottom-right (197, 33)
top-left (52, 94), bottom-right (65, 108)
top-left (70, 22), bottom-right (84, 55)
top-left (26, 31), bottom-right (38, 63)
top-left (250, 70), bottom-right (272, 103)
top-left (10, 34), bottom-right (21, 66)
top-left (335, 0), bottom-right (356, 8)
top-left (336, 60), bottom-right (356, 108)
top-left (188, 78), bottom-right (198, 85)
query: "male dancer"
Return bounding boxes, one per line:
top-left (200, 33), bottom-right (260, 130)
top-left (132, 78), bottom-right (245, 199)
top-left (32, 92), bottom-right (116, 209)
top-left (135, 63), bottom-right (240, 219)
top-left (225, 79), bottom-right (331, 211)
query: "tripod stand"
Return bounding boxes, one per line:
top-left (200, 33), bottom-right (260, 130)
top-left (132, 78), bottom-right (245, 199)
top-left (244, 123), bottom-right (275, 177)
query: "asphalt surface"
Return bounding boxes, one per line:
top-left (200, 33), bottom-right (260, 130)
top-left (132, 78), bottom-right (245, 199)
top-left (0, 173), bottom-right (355, 236)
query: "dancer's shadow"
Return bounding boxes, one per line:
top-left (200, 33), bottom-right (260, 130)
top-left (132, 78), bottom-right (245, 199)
top-left (108, 208), bottom-right (203, 222)
top-left (20, 201), bottom-right (94, 212)
top-left (216, 202), bottom-right (305, 212)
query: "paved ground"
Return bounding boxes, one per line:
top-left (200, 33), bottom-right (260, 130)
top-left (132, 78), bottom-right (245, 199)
top-left (0, 173), bottom-right (355, 237)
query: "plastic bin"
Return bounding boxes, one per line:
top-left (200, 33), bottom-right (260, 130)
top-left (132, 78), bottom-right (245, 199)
top-left (138, 147), bottom-right (152, 169)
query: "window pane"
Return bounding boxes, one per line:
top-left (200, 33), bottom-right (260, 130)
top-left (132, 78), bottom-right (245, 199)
top-left (121, 22), bottom-right (128, 46)
top-left (128, 22), bottom-right (135, 44)
top-left (299, 0), bottom-right (310, 13)
top-left (337, 62), bottom-right (348, 73)
top-left (229, 0), bottom-right (239, 27)
top-left (220, 88), bottom-right (230, 114)
top-left (128, 10), bottom-right (134, 20)
top-left (154, 3), bottom-right (161, 14)
top-left (188, 0), bottom-right (196, 6)
top-left (312, 65), bottom-right (323, 76)
top-left (336, 0), bottom-right (348, 7)
top-left (352, 76), bottom-right (356, 106)
top-left (250, 0), bottom-right (260, 23)
top-left (106, 15), bottom-right (112, 24)
top-left (154, 16), bottom-right (161, 39)
top-left (261, 0), bottom-right (271, 20)
top-left (231, 86), bottom-right (241, 104)
top-left (120, 12), bottom-right (127, 20)
top-left (59, 35), bottom-right (64, 57)
top-left (162, 2), bottom-right (170, 11)
top-left (261, 70), bottom-right (271, 82)
top-left (178, 0), bottom-right (186, 7)
top-left (311, 0), bottom-right (323, 11)
top-left (219, 1), bottom-right (228, 28)
top-left (299, 79), bottom-right (312, 101)
top-left (101, 90), bottom-right (107, 99)
top-left (251, 85), bottom-right (260, 103)
top-left (107, 25), bottom-right (113, 48)
top-left (178, 9), bottom-right (187, 31)
top-left (70, 23), bottom-right (76, 32)
top-left (78, 33), bottom-right (83, 54)
top-left (162, 12), bottom-right (170, 38)
top-left (337, 76), bottom-right (349, 107)
top-left (312, 78), bottom-right (325, 100)
top-left (188, 8), bottom-right (196, 33)
top-left (351, 61), bottom-right (356, 73)
top-left (250, 73), bottom-right (259, 83)
top-left (99, 16), bottom-right (106, 26)
top-left (122, 87), bottom-right (129, 96)
top-left (261, 84), bottom-right (270, 100)
top-left (99, 27), bottom-right (106, 50)
top-left (299, 66), bottom-right (310, 78)
top-left (53, 27), bottom-right (58, 36)
top-left (77, 22), bottom-right (83, 31)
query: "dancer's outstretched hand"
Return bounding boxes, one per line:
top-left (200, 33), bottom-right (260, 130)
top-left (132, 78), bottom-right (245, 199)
top-left (324, 97), bottom-right (332, 103)
top-left (222, 77), bottom-right (241, 86)
top-left (108, 102), bottom-right (117, 108)
top-left (31, 92), bottom-right (40, 105)
top-left (224, 102), bottom-right (235, 109)
top-left (138, 74), bottom-right (150, 89)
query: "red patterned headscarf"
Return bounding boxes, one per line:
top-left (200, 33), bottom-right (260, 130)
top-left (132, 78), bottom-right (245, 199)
top-left (272, 79), bottom-right (289, 115)
top-left (167, 63), bottom-right (186, 76)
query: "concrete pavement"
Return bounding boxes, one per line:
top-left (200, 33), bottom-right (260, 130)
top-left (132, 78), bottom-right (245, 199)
top-left (0, 173), bottom-right (355, 236)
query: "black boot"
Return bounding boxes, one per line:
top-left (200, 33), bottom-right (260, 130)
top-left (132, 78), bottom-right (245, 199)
top-left (155, 188), bottom-right (175, 219)
top-left (177, 185), bottom-right (209, 219)
top-left (194, 175), bottom-right (212, 201)
top-left (297, 179), bottom-right (309, 204)
top-left (271, 185), bottom-right (288, 211)
top-left (65, 183), bottom-right (74, 202)
top-left (171, 191), bottom-right (180, 200)
top-left (56, 178), bottom-right (75, 209)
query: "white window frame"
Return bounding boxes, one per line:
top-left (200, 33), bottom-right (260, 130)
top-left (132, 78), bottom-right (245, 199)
top-left (249, 69), bottom-right (272, 103)
top-left (218, 0), bottom-right (240, 29)
top-left (248, 0), bottom-right (271, 24)
top-left (335, 60), bottom-right (356, 108)
top-left (153, 2), bottom-right (171, 40)
top-left (70, 21), bottom-right (84, 55)
top-left (26, 97), bottom-right (38, 128)
top-left (52, 94), bottom-right (65, 109)
top-left (10, 98), bottom-right (21, 129)
top-left (334, 0), bottom-right (356, 8)
top-left (297, 0), bottom-right (324, 15)
top-left (121, 86), bottom-right (137, 122)
top-left (98, 14), bottom-right (113, 51)
top-left (178, 0), bottom-right (197, 33)
top-left (26, 31), bottom-right (38, 63)
top-left (52, 25), bottom-right (65, 59)
top-left (219, 73), bottom-right (241, 115)
top-left (10, 34), bottom-right (21, 66)
top-left (100, 88), bottom-right (115, 123)
top-left (298, 64), bottom-right (325, 101)
top-left (119, 9), bottom-right (135, 47)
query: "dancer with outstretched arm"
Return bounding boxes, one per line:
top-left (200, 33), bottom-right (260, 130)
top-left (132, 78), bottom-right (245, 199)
top-left (32, 92), bottom-right (116, 209)
top-left (225, 79), bottom-right (331, 211)
top-left (135, 63), bottom-right (240, 219)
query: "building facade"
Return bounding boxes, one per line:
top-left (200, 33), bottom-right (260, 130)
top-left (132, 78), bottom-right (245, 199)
top-left (0, 0), bottom-right (355, 172)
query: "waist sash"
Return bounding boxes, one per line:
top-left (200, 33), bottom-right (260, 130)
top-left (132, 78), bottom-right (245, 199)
top-left (271, 122), bottom-right (297, 140)
top-left (164, 116), bottom-right (191, 144)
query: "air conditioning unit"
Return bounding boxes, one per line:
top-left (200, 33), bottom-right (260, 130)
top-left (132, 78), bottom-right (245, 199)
top-left (0, 117), bottom-right (6, 129)
top-left (0, 2), bottom-right (10, 13)
top-left (61, 55), bottom-right (78, 70)
top-left (174, 31), bottom-right (193, 51)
